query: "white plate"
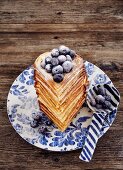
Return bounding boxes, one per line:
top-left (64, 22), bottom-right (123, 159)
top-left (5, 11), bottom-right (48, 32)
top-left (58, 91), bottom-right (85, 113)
top-left (7, 61), bottom-right (119, 151)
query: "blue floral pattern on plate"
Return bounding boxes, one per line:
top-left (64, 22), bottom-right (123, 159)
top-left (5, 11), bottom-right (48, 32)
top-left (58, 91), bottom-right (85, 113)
top-left (7, 61), bottom-right (118, 151)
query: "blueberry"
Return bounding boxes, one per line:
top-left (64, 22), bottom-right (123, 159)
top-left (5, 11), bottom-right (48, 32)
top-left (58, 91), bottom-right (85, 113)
top-left (59, 45), bottom-right (70, 55)
top-left (95, 95), bottom-right (105, 104)
top-left (96, 104), bottom-right (102, 109)
top-left (66, 55), bottom-right (72, 61)
top-left (51, 58), bottom-right (59, 66)
top-left (105, 95), bottom-right (111, 101)
top-left (51, 48), bottom-right (59, 57)
top-left (58, 55), bottom-right (66, 64)
top-left (90, 98), bottom-right (96, 106)
top-left (69, 50), bottom-right (76, 59)
top-left (103, 101), bottom-right (111, 109)
top-left (52, 65), bottom-right (63, 75)
top-left (62, 61), bottom-right (73, 73)
top-left (38, 125), bottom-right (47, 134)
top-left (98, 87), bottom-right (106, 95)
top-left (45, 120), bottom-right (53, 126)
top-left (40, 59), bottom-right (46, 69)
top-left (47, 126), bottom-right (54, 132)
top-left (45, 64), bottom-right (52, 73)
top-left (45, 56), bottom-right (52, 64)
top-left (30, 120), bottom-right (39, 128)
top-left (53, 74), bottom-right (64, 83)
top-left (32, 112), bottom-right (41, 121)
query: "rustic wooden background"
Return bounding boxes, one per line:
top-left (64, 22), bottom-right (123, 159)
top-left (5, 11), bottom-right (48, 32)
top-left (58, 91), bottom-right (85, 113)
top-left (0, 0), bottom-right (123, 169)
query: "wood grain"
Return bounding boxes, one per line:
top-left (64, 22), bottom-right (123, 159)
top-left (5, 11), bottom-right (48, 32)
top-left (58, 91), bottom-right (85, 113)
top-left (0, 32), bottom-right (123, 53)
top-left (1, 23), bottom-right (123, 33)
top-left (0, 0), bottom-right (123, 24)
top-left (0, 0), bottom-right (123, 169)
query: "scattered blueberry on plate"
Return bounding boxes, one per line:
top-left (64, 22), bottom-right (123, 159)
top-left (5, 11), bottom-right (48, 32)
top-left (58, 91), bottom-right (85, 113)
top-left (30, 112), bottom-right (53, 134)
top-left (46, 120), bottom-right (53, 126)
top-left (30, 120), bottom-right (39, 128)
top-left (38, 125), bottom-right (47, 134)
top-left (32, 112), bottom-right (41, 121)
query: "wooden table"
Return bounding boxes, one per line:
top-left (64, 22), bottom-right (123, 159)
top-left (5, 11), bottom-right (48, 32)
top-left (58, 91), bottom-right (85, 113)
top-left (0, 0), bottom-right (123, 169)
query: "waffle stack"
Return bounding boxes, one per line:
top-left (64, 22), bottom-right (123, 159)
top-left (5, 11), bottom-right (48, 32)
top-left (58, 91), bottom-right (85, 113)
top-left (34, 52), bottom-right (88, 131)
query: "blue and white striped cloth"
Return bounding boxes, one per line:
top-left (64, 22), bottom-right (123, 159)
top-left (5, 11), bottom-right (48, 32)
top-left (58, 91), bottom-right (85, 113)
top-left (79, 84), bottom-right (120, 162)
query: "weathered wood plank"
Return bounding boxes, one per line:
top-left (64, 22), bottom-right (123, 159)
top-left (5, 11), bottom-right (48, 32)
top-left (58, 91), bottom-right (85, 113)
top-left (0, 32), bottom-right (123, 54)
top-left (1, 51), bottom-right (123, 65)
top-left (1, 23), bottom-right (123, 33)
top-left (0, 0), bottom-right (123, 24)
